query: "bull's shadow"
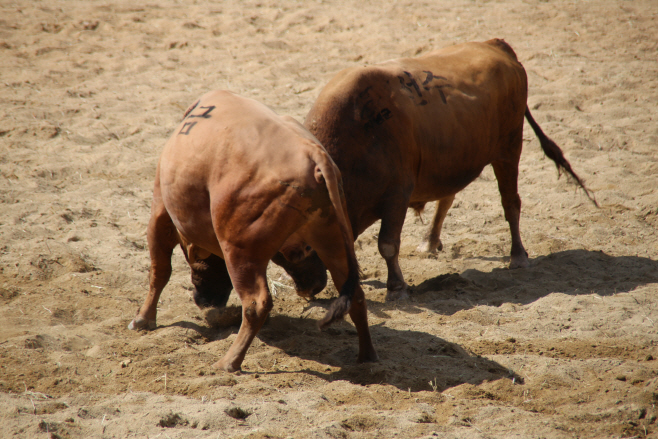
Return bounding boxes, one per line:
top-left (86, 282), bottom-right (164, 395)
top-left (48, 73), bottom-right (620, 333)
top-left (166, 249), bottom-right (655, 391)
top-left (167, 314), bottom-right (519, 392)
top-left (253, 314), bottom-right (519, 392)
top-left (167, 306), bottom-right (523, 392)
top-left (379, 249), bottom-right (658, 316)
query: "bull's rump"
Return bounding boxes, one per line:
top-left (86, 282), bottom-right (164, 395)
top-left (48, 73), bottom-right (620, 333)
top-left (306, 39), bottom-right (528, 204)
top-left (157, 90), bottom-right (323, 256)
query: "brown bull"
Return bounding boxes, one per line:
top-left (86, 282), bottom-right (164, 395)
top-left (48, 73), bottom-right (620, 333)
top-left (128, 90), bottom-right (377, 372)
top-left (302, 39), bottom-right (595, 299)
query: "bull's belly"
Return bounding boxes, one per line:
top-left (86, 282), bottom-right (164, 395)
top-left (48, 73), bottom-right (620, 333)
top-left (162, 192), bottom-right (224, 258)
top-left (173, 217), bottom-right (224, 259)
top-left (411, 166), bottom-right (485, 203)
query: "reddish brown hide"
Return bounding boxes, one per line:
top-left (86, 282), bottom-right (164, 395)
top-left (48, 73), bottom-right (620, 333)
top-left (128, 90), bottom-right (377, 372)
top-left (303, 39), bottom-right (595, 300)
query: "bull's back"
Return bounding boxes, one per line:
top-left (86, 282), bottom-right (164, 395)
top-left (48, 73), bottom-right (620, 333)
top-left (403, 40), bottom-right (528, 198)
top-left (305, 40), bottom-right (528, 213)
top-left (157, 90), bottom-right (320, 250)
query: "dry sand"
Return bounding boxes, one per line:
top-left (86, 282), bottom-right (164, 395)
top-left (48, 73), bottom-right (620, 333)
top-left (1, 0), bottom-right (657, 437)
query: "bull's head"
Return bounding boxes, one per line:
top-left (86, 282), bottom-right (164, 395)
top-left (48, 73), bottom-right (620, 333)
top-left (188, 250), bottom-right (327, 309)
top-left (271, 250), bottom-right (327, 298)
top-left (189, 253), bottom-right (233, 308)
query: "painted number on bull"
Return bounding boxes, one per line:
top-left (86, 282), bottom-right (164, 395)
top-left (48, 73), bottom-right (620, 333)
top-left (398, 71), bottom-right (451, 106)
top-left (178, 105), bottom-right (216, 135)
top-left (188, 105), bottom-right (216, 119)
top-left (399, 71), bottom-right (426, 105)
top-left (179, 121), bottom-right (197, 135)
top-left (364, 108), bottom-right (393, 130)
top-left (357, 86), bottom-right (394, 130)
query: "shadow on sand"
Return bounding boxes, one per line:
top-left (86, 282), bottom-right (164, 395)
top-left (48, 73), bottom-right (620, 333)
top-left (168, 312), bottom-right (519, 392)
top-left (165, 250), bottom-right (656, 391)
top-left (406, 249), bottom-right (658, 314)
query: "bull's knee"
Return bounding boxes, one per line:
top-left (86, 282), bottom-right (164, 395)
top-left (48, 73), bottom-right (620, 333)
top-left (378, 241), bottom-right (398, 259)
top-left (244, 297), bottom-right (273, 323)
top-left (501, 196), bottom-right (522, 220)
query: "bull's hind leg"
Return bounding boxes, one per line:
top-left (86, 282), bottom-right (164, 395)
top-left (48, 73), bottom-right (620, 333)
top-left (492, 130), bottom-right (529, 269)
top-left (304, 221), bottom-right (377, 364)
top-left (212, 253), bottom-right (272, 372)
top-left (416, 195), bottom-right (456, 253)
top-left (129, 193), bottom-right (178, 330)
top-left (210, 192), bottom-right (307, 372)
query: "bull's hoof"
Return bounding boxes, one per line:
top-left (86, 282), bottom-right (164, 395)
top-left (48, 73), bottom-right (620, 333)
top-left (212, 358), bottom-right (241, 373)
top-left (294, 288), bottom-right (317, 299)
top-left (127, 316), bottom-right (156, 331)
top-left (509, 252), bottom-right (530, 269)
top-left (416, 239), bottom-right (443, 253)
top-left (357, 348), bottom-right (379, 363)
top-left (385, 284), bottom-right (409, 301)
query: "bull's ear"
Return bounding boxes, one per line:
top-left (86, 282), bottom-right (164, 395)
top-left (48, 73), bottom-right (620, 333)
top-left (314, 166), bottom-right (325, 184)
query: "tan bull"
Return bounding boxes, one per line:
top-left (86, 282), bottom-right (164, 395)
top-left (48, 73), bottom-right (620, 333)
top-left (128, 90), bottom-right (377, 372)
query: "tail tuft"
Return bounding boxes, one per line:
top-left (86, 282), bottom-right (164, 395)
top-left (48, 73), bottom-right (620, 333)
top-left (318, 295), bottom-right (351, 329)
top-left (525, 108), bottom-right (599, 207)
top-left (318, 265), bottom-right (359, 329)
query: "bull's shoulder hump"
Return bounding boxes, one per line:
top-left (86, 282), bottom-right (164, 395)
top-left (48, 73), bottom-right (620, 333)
top-left (318, 65), bottom-right (404, 106)
top-left (483, 38), bottom-right (519, 61)
top-left (327, 63), bottom-right (403, 88)
top-left (414, 40), bottom-right (521, 66)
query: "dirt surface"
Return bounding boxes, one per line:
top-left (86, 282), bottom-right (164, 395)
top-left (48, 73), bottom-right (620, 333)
top-left (1, 0), bottom-right (658, 437)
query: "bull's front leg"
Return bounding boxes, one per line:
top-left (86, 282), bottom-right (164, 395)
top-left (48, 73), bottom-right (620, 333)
top-left (416, 195), bottom-right (455, 253)
top-left (378, 197), bottom-right (411, 301)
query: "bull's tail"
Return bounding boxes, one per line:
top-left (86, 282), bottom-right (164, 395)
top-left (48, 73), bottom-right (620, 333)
top-left (182, 99), bottom-right (200, 119)
top-left (308, 148), bottom-right (361, 329)
top-left (525, 108), bottom-right (598, 207)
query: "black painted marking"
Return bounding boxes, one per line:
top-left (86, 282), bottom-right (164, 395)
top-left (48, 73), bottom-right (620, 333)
top-left (422, 71), bottom-right (434, 85)
top-left (398, 75), bottom-right (414, 97)
top-left (357, 86), bottom-right (373, 101)
top-left (403, 71), bottom-right (423, 97)
top-left (399, 70), bottom-right (453, 106)
top-left (364, 108), bottom-right (393, 129)
top-left (437, 88), bottom-right (447, 105)
top-left (179, 121), bottom-right (197, 135)
top-left (422, 71), bottom-right (447, 85)
top-left (188, 105), bottom-right (216, 119)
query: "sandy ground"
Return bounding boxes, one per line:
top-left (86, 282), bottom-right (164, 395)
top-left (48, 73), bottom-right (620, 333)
top-left (1, 0), bottom-right (658, 437)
